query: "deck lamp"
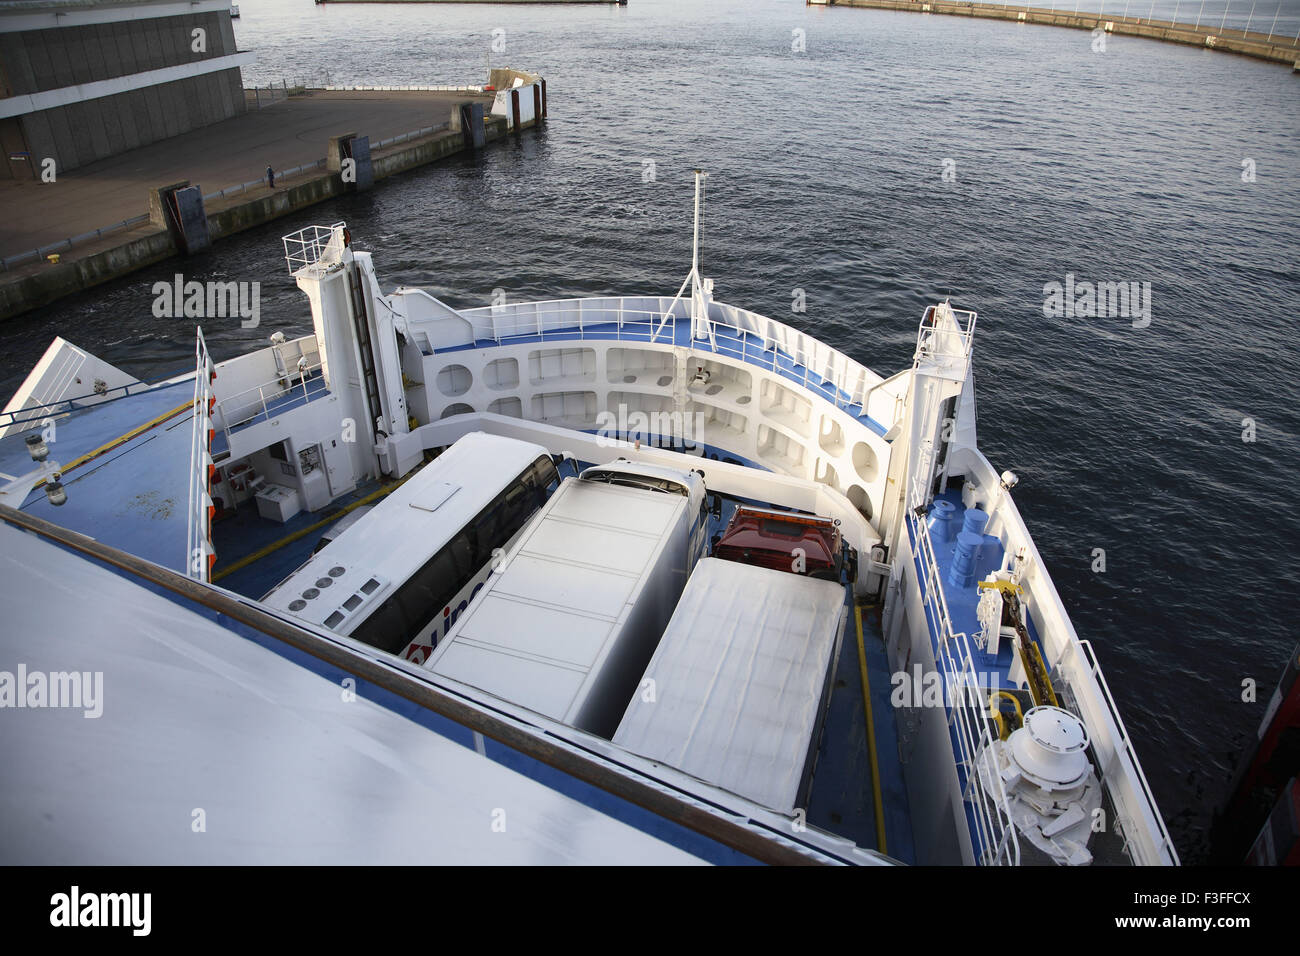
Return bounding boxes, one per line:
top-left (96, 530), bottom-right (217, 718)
top-left (25, 433), bottom-right (49, 462)
top-left (45, 475), bottom-right (67, 507)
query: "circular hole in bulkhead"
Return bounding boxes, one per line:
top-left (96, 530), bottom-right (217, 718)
top-left (437, 364), bottom-right (472, 397)
top-left (847, 484), bottom-right (873, 521)
top-left (852, 441), bottom-right (879, 483)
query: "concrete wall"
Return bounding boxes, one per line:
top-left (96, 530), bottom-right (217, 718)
top-left (1, 10), bottom-right (245, 177)
top-left (17, 68), bottom-right (246, 175)
top-left (0, 227), bottom-right (177, 322)
top-left (0, 12), bottom-right (237, 97)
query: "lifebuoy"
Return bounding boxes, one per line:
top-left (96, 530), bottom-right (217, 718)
top-left (229, 463), bottom-right (252, 492)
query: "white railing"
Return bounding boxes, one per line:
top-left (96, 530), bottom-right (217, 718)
top-left (186, 328), bottom-right (216, 582)
top-left (456, 297), bottom-right (898, 425)
top-left (284, 223), bottom-right (347, 274)
top-left (914, 302), bottom-right (978, 367)
top-left (908, 507), bottom-right (1020, 866)
top-left (956, 448), bottom-right (1179, 865)
top-left (372, 123), bottom-right (449, 150)
top-left (213, 359), bottom-right (326, 441)
top-left (1055, 638), bottom-right (1180, 864)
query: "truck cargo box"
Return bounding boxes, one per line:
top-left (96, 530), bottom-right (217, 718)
top-left (613, 557), bottom-right (847, 813)
top-left (424, 461), bottom-right (706, 737)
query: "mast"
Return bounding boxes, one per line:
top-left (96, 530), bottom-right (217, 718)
top-left (691, 168), bottom-right (704, 288)
top-left (689, 170), bottom-right (713, 343)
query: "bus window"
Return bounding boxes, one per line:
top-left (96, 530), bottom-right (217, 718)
top-left (345, 454), bottom-right (558, 658)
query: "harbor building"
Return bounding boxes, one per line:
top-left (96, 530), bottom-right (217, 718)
top-left (0, 0), bottom-right (252, 180)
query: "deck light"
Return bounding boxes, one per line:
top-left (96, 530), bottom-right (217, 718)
top-left (25, 433), bottom-right (48, 462)
top-left (1000, 470), bottom-right (1020, 491)
top-left (44, 476), bottom-right (67, 507)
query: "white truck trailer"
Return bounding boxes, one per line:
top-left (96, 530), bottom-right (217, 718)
top-left (613, 556), bottom-right (848, 813)
top-left (423, 459), bottom-right (709, 738)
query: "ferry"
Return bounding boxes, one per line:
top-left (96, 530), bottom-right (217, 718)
top-left (0, 173), bottom-right (1179, 865)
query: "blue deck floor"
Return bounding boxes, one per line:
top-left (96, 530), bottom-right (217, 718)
top-left (0, 380), bottom-right (199, 574)
top-left (212, 476), bottom-right (385, 599)
top-left (921, 488), bottom-right (1050, 689)
top-left (808, 602), bottom-right (915, 863)
top-left (911, 488), bottom-right (1056, 863)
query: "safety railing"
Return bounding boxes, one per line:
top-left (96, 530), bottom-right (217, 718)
top-left (0, 381), bottom-right (149, 430)
top-left (888, 1), bottom-right (1299, 44)
top-left (1053, 638), bottom-right (1180, 864)
top-left (186, 328), bottom-right (216, 582)
top-left (323, 84), bottom-right (490, 92)
top-left (914, 301), bottom-right (978, 367)
top-left (246, 79), bottom-right (291, 110)
top-left (373, 124), bottom-right (449, 150)
top-left (283, 223), bottom-right (348, 274)
top-left (203, 160), bottom-right (328, 203)
top-left (459, 297), bottom-right (896, 423)
top-left (907, 506), bottom-right (1020, 865)
top-left (1, 213), bottom-right (153, 272)
top-left (213, 359), bottom-right (326, 441)
top-left (208, 122), bottom-right (451, 207)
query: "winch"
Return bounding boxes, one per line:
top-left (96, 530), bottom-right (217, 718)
top-left (980, 705), bottom-right (1102, 865)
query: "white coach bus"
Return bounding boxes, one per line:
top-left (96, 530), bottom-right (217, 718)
top-left (263, 432), bottom-right (560, 663)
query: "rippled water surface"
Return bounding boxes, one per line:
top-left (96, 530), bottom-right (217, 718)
top-left (3, 0), bottom-right (1298, 863)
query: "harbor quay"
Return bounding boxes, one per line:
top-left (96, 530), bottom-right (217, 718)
top-left (822, 0), bottom-right (1300, 69)
top-left (0, 73), bottom-right (547, 322)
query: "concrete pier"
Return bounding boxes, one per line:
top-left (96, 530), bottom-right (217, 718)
top-left (0, 81), bottom-right (544, 321)
top-left (824, 0), bottom-right (1300, 69)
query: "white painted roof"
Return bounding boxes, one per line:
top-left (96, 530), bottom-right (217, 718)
top-left (613, 558), bottom-right (846, 813)
top-left (425, 476), bottom-right (687, 730)
top-left (263, 431), bottom-right (550, 629)
top-left (0, 522), bottom-right (706, 865)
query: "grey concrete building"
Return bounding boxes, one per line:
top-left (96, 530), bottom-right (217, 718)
top-left (0, 0), bottom-right (253, 179)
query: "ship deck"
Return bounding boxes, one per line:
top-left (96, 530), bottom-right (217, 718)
top-left (2, 375), bottom-right (916, 861)
top-left (212, 450), bottom-right (916, 860)
top-left (0, 379), bottom-right (198, 573)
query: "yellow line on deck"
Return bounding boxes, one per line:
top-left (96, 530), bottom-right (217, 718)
top-left (210, 476), bottom-right (410, 583)
top-left (38, 399), bottom-right (195, 487)
top-left (855, 602), bottom-right (888, 855)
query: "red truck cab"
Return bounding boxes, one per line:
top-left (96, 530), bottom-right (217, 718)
top-left (712, 506), bottom-right (845, 581)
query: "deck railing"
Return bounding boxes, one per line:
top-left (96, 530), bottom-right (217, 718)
top-left (1053, 638), bottom-right (1180, 864)
top-left (914, 302), bottom-right (978, 367)
top-left (213, 359), bottom-right (326, 444)
top-left (907, 507), bottom-right (1021, 866)
top-left (186, 328), bottom-right (216, 582)
top-left (284, 223), bottom-right (347, 274)
top-left (457, 297), bottom-right (898, 425)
